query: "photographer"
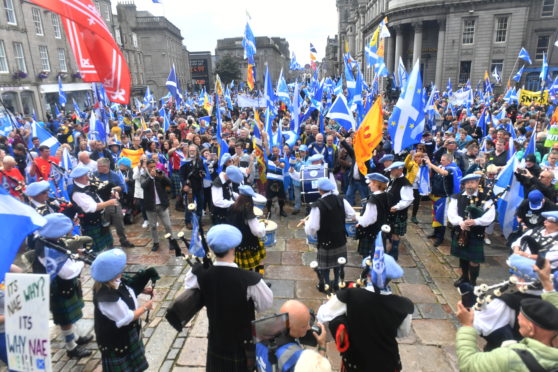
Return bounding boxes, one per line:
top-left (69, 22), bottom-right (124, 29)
top-left (515, 168), bottom-right (557, 203)
top-left (180, 144), bottom-right (205, 229)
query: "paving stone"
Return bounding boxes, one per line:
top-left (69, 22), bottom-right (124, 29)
top-left (285, 238), bottom-right (311, 252)
top-left (159, 360), bottom-right (175, 372)
top-left (301, 251), bottom-right (317, 265)
top-left (265, 279), bottom-right (295, 298)
top-left (173, 337), bottom-right (186, 349)
top-left (190, 309), bottom-right (209, 337)
top-left (265, 264), bottom-right (316, 280)
top-left (167, 348), bottom-right (180, 360)
top-left (172, 367), bottom-right (206, 372)
top-left (399, 344), bottom-right (455, 371)
top-left (262, 250), bottom-right (282, 265)
top-left (397, 329), bottom-right (417, 344)
top-left (295, 280), bottom-right (327, 299)
top-left (176, 337), bottom-right (207, 367)
top-left (145, 321), bottom-right (178, 370)
top-left (281, 251), bottom-right (303, 265)
top-left (128, 237), bottom-right (152, 247)
top-left (416, 303), bottom-right (451, 319)
top-left (397, 254), bottom-right (416, 267)
top-left (397, 283), bottom-right (437, 304)
top-left (266, 239), bottom-right (286, 251)
top-left (402, 267), bottom-right (426, 284)
top-left (412, 319), bottom-right (456, 346)
top-left (432, 277), bottom-right (462, 313)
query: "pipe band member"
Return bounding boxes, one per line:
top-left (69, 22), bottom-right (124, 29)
top-left (211, 163), bottom-right (243, 225)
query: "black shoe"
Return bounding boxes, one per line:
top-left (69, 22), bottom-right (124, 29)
top-left (453, 277), bottom-right (467, 287)
top-left (433, 239), bottom-right (444, 247)
top-left (151, 243), bottom-right (160, 252)
top-left (316, 283), bottom-right (325, 293)
top-left (280, 210), bottom-right (287, 217)
top-left (411, 217), bottom-right (419, 224)
top-left (186, 223), bottom-right (193, 230)
top-left (67, 345), bottom-right (92, 359)
top-left (292, 209), bottom-right (300, 215)
top-left (75, 335), bottom-right (93, 345)
top-left (332, 282), bottom-right (340, 291)
top-left (120, 240), bottom-right (135, 248)
top-left (426, 233), bottom-right (436, 239)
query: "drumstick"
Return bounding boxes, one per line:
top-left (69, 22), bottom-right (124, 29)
top-left (353, 206), bottom-right (363, 210)
top-left (296, 216), bottom-right (309, 228)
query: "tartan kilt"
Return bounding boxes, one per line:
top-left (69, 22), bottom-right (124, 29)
top-left (450, 230), bottom-right (485, 263)
top-left (82, 224), bottom-right (113, 252)
top-left (101, 327), bottom-right (148, 372)
top-left (50, 279), bottom-right (83, 326)
top-left (170, 172), bottom-right (182, 196)
top-left (388, 212), bottom-right (408, 236)
top-left (235, 240), bottom-right (266, 270)
top-left (357, 236), bottom-right (374, 257)
top-left (317, 244), bottom-right (347, 269)
top-left (206, 345), bottom-right (252, 372)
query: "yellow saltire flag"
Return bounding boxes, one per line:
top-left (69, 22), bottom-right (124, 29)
top-left (215, 74), bottom-right (223, 96)
top-left (120, 148), bottom-right (145, 168)
top-left (354, 96), bottom-right (384, 175)
top-left (247, 64), bottom-right (255, 90)
top-left (369, 25), bottom-right (380, 48)
top-left (203, 93), bottom-right (212, 115)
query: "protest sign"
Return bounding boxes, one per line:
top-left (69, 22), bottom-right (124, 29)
top-left (4, 273), bottom-right (51, 372)
top-left (237, 94), bottom-right (266, 108)
top-left (518, 89), bottom-right (548, 105)
top-left (544, 125), bottom-right (558, 147)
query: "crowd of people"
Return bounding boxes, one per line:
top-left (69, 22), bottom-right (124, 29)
top-left (0, 82), bottom-right (558, 371)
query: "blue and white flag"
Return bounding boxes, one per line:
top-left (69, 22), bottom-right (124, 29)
top-left (189, 213), bottom-right (205, 258)
top-left (417, 165), bottom-right (430, 196)
top-left (282, 130), bottom-right (298, 148)
top-left (326, 94), bottom-right (356, 131)
top-left (523, 128), bottom-right (537, 160)
top-left (496, 156), bottom-right (523, 238)
top-left (477, 108), bottom-right (488, 137)
top-left (333, 78), bottom-right (343, 96)
top-left (549, 75), bottom-right (558, 103)
top-left (276, 69), bottom-right (291, 108)
top-left (518, 47), bottom-right (532, 65)
top-left (493, 156), bottom-right (516, 196)
top-left (397, 57), bottom-right (407, 91)
top-left (492, 67), bottom-right (501, 84)
top-left (388, 60), bottom-right (425, 153)
top-left (242, 22), bottom-right (257, 58)
top-left (58, 76), bottom-right (67, 107)
top-left (263, 64), bottom-right (276, 110)
top-left (540, 52), bottom-right (549, 84)
top-left (290, 82), bottom-right (301, 133)
top-left (166, 64), bottom-right (183, 106)
top-left (371, 232), bottom-right (387, 289)
top-left (344, 60), bottom-right (356, 102)
top-left (512, 66), bottom-right (525, 82)
top-left (0, 188), bottom-right (47, 282)
top-left (433, 197), bottom-right (449, 226)
top-left (30, 120), bottom-right (60, 153)
top-left (289, 52), bottom-right (303, 71)
top-left (446, 78), bottom-right (453, 97)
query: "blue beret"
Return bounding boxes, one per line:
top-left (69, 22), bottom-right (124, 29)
top-left (299, 145), bottom-right (308, 152)
top-left (542, 211), bottom-right (558, 223)
top-left (117, 157), bottom-right (132, 168)
top-left (225, 165), bottom-right (244, 184)
top-left (460, 174), bottom-right (482, 183)
top-left (379, 154), bottom-right (394, 163)
top-left (366, 173), bottom-right (389, 184)
top-left (385, 161), bottom-right (405, 171)
top-left (508, 254), bottom-right (537, 281)
top-left (25, 180), bottom-right (50, 197)
top-left (70, 165), bottom-right (90, 178)
top-left (316, 177), bottom-right (335, 191)
top-left (220, 153), bottom-right (232, 167)
top-left (91, 249), bottom-right (127, 282)
top-left (239, 185), bottom-right (255, 197)
top-left (38, 213), bottom-right (73, 239)
top-left (206, 224), bottom-right (242, 253)
top-left (308, 154), bottom-right (324, 163)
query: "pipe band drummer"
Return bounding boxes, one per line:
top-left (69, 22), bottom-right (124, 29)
top-left (211, 161), bottom-right (243, 225)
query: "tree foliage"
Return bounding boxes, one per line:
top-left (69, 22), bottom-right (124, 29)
top-left (215, 54), bottom-right (241, 85)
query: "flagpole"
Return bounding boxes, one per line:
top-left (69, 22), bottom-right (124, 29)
top-left (507, 57), bottom-right (520, 89)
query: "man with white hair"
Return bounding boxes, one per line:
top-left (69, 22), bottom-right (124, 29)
top-left (78, 151), bottom-right (97, 172)
top-left (0, 155), bottom-right (25, 198)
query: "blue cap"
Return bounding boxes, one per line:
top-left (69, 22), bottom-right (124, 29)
top-left (542, 211), bottom-right (558, 223)
top-left (308, 154), bottom-right (324, 163)
top-left (206, 224), bottom-right (242, 253)
top-left (24, 180), bottom-right (50, 197)
top-left (385, 161), bottom-right (405, 171)
top-left (528, 190), bottom-right (544, 210)
top-left (379, 154), bottom-right (394, 163)
top-left (226, 165), bottom-right (244, 184)
top-left (70, 165), bottom-right (90, 178)
top-left (109, 141), bottom-right (122, 147)
top-left (239, 185), bottom-right (256, 197)
top-left (91, 249), bottom-right (127, 282)
top-left (316, 177), bottom-right (335, 191)
top-left (365, 173), bottom-right (389, 184)
top-left (117, 157), bottom-right (132, 168)
top-left (508, 254), bottom-right (537, 281)
top-left (460, 173), bottom-right (482, 183)
top-left (38, 213), bottom-right (73, 239)
top-left (299, 145), bottom-right (308, 152)
top-left (220, 153), bottom-right (232, 167)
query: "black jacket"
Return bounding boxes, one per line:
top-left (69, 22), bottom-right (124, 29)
top-left (179, 157), bottom-right (205, 191)
top-left (140, 173), bottom-right (171, 211)
top-left (90, 149), bottom-right (115, 169)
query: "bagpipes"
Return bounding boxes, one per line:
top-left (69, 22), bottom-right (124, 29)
top-left (0, 168), bottom-right (25, 194)
top-left (456, 190), bottom-right (489, 250)
top-left (35, 235), bottom-right (98, 265)
top-left (122, 267), bottom-right (160, 323)
top-left (308, 257), bottom-right (373, 297)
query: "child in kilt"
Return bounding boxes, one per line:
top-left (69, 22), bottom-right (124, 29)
top-left (91, 249), bottom-right (154, 372)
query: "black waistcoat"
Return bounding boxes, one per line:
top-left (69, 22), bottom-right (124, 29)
top-left (360, 192), bottom-right (389, 239)
top-left (211, 176), bottom-right (233, 218)
top-left (387, 176), bottom-right (412, 215)
top-left (228, 209), bottom-right (260, 251)
top-left (316, 194), bottom-right (346, 249)
top-left (71, 184), bottom-right (103, 226)
top-left (452, 192), bottom-right (488, 239)
top-left (32, 239), bottom-right (78, 298)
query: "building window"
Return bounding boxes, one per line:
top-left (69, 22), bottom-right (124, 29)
top-left (31, 8), bottom-right (44, 35)
top-left (13, 42), bottom-right (26, 73)
top-left (542, 0), bottom-right (555, 17)
top-left (4, 0), bottom-right (16, 25)
top-left (39, 46), bottom-right (50, 71)
top-left (491, 59), bottom-right (503, 83)
top-left (494, 16), bottom-right (508, 43)
top-left (115, 28), bottom-right (122, 45)
top-left (0, 41), bottom-right (8, 73)
top-left (52, 13), bottom-right (62, 39)
top-left (536, 35), bottom-right (550, 60)
top-left (132, 33), bottom-right (138, 48)
top-left (58, 48), bottom-right (67, 72)
top-left (462, 19), bottom-right (475, 45)
top-left (102, 3), bottom-right (110, 22)
top-left (459, 61), bottom-right (471, 84)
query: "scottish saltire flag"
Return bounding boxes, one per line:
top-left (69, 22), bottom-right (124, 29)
top-left (518, 47), bottom-right (532, 64)
top-left (30, 120), bottom-right (60, 153)
top-left (492, 67), bottom-right (501, 84)
top-left (166, 64), bottom-right (183, 106)
top-left (446, 78), bottom-right (452, 97)
top-left (417, 165), bottom-right (430, 196)
top-left (326, 94), bottom-right (356, 131)
top-left (388, 60), bottom-right (425, 153)
top-left (0, 188), bottom-right (47, 281)
top-left (290, 52), bottom-right (303, 71)
top-left (263, 64), bottom-right (276, 110)
top-left (512, 66), bottom-right (525, 82)
top-left (523, 128), bottom-right (537, 160)
top-left (58, 76), bottom-right (67, 107)
top-left (371, 232), bottom-right (387, 289)
top-left (189, 213), bottom-right (205, 258)
top-left (143, 86), bottom-right (153, 106)
top-left (497, 157), bottom-right (523, 238)
top-left (425, 86), bottom-right (439, 131)
top-left (0, 105), bottom-right (15, 136)
top-left (493, 156), bottom-right (516, 195)
top-left (215, 92), bottom-right (228, 173)
top-left (344, 60), bottom-right (356, 101)
top-left (433, 197), bottom-right (449, 226)
top-left (540, 52), bottom-right (549, 84)
top-left (290, 82), bottom-right (301, 133)
top-left (283, 131), bottom-right (298, 147)
top-left (549, 76), bottom-right (558, 103)
top-left (477, 108), bottom-right (488, 137)
top-left (484, 71), bottom-right (493, 94)
top-left (447, 163), bottom-right (462, 194)
top-left (333, 78), bottom-right (343, 96)
top-left (398, 57), bottom-right (407, 90)
top-left (44, 246), bottom-right (68, 280)
top-left (276, 69), bottom-right (291, 108)
top-left (242, 22), bottom-right (257, 58)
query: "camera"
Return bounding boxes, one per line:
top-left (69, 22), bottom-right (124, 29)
top-left (421, 159), bottom-right (426, 166)
top-left (156, 169), bottom-right (163, 175)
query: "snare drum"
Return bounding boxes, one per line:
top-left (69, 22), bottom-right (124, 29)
top-left (261, 219), bottom-right (277, 246)
top-left (253, 193), bottom-right (267, 212)
top-left (306, 234), bottom-right (318, 246)
top-left (345, 219), bottom-right (357, 238)
top-left (300, 165), bottom-right (328, 204)
top-left (253, 207), bottom-right (263, 218)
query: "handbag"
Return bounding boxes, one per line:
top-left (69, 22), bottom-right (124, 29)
top-left (165, 288), bottom-right (204, 332)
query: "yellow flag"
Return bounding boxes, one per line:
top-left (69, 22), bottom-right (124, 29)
top-left (354, 96), bottom-right (383, 175)
top-left (203, 93), bottom-right (213, 115)
top-left (140, 116), bottom-right (148, 131)
top-left (215, 74), bottom-right (223, 96)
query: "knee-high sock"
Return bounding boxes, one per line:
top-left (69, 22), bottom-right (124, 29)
top-left (389, 240), bottom-right (400, 261)
top-left (320, 269), bottom-right (331, 286)
top-left (459, 259), bottom-right (470, 280)
top-left (469, 265), bottom-right (480, 286)
top-left (61, 326), bottom-right (77, 351)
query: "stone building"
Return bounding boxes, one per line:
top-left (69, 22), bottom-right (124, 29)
top-left (337, 0), bottom-right (558, 92)
top-left (189, 51), bottom-right (213, 90)
top-left (215, 36), bottom-right (290, 88)
top-left (322, 35), bottom-right (339, 78)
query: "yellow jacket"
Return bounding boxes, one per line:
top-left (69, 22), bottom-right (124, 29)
top-left (404, 154), bottom-right (419, 184)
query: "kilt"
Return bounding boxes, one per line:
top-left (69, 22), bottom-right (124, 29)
top-left (50, 280), bottom-right (83, 326)
top-left (317, 244), bottom-right (347, 269)
top-left (357, 236), bottom-right (374, 257)
top-left (266, 179), bottom-right (286, 200)
top-left (388, 212), bottom-right (408, 236)
top-left (450, 230), bottom-right (485, 263)
top-left (82, 224), bottom-right (113, 252)
top-left (206, 347), bottom-right (252, 372)
top-left (101, 327), bottom-right (148, 372)
top-left (235, 240), bottom-right (266, 270)
top-left (170, 172), bottom-right (182, 197)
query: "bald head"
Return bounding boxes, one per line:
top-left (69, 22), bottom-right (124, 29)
top-left (280, 300), bottom-right (311, 338)
top-left (2, 155), bottom-right (15, 169)
top-left (78, 151), bottom-right (90, 164)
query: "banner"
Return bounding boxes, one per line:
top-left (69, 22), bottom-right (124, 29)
top-left (4, 273), bottom-right (51, 372)
top-left (237, 94), bottom-right (266, 108)
top-left (448, 89), bottom-right (472, 107)
top-left (518, 89), bottom-right (548, 105)
top-left (544, 125), bottom-right (558, 147)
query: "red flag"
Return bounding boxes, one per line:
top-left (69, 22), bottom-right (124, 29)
top-left (62, 17), bottom-right (99, 82)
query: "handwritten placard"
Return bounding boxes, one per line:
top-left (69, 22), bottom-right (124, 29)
top-left (4, 273), bottom-right (51, 372)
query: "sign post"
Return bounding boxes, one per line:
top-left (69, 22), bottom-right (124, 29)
top-left (4, 273), bottom-right (51, 372)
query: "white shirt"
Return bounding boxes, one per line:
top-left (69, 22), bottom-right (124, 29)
top-left (447, 191), bottom-right (496, 227)
top-left (388, 175), bottom-right (414, 211)
top-left (71, 181), bottom-right (99, 213)
top-left (183, 261), bottom-right (273, 312)
top-left (247, 217), bottom-right (266, 238)
top-left (211, 173), bottom-right (237, 208)
top-left (305, 192), bottom-right (356, 238)
top-left (78, 159), bottom-right (97, 172)
top-left (473, 298), bottom-right (516, 336)
top-left (357, 191), bottom-right (384, 227)
top-left (98, 284), bottom-right (138, 328)
top-left (38, 256), bottom-right (84, 280)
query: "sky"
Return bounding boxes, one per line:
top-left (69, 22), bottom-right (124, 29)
top-left (118, 0), bottom-right (338, 64)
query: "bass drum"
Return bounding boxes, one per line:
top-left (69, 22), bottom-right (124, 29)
top-left (300, 165), bottom-right (328, 204)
